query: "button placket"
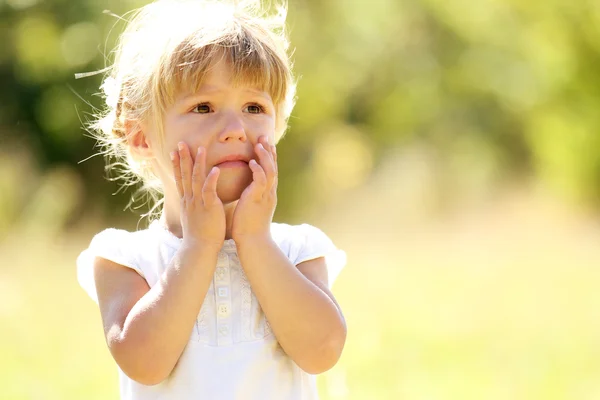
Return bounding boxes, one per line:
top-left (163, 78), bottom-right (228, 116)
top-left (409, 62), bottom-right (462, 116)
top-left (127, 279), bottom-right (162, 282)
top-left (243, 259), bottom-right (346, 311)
top-left (240, 268), bottom-right (252, 341)
top-left (215, 251), bottom-right (233, 346)
top-left (196, 298), bottom-right (209, 341)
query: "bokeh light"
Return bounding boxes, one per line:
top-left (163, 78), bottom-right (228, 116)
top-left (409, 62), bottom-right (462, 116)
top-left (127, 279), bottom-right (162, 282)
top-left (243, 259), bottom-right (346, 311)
top-left (2, 0), bottom-right (600, 399)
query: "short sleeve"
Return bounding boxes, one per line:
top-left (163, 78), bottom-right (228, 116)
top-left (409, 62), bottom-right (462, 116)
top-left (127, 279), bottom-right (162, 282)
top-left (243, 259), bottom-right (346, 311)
top-left (292, 224), bottom-right (347, 286)
top-left (76, 228), bottom-right (145, 303)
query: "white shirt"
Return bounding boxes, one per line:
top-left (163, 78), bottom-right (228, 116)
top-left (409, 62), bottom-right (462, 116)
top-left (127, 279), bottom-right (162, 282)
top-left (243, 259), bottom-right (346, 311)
top-left (77, 220), bottom-right (346, 400)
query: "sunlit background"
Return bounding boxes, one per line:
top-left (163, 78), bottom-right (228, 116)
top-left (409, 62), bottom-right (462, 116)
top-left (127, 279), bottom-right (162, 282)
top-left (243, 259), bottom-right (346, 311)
top-left (2, 0), bottom-right (600, 399)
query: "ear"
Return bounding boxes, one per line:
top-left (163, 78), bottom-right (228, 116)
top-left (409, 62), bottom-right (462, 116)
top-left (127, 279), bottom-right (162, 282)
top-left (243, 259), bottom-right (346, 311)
top-left (125, 119), bottom-right (154, 160)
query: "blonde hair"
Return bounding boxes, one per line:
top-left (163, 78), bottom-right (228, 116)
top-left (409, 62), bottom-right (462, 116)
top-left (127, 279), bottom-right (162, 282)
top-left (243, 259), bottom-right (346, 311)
top-left (88, 0), bottom-right (296, 217)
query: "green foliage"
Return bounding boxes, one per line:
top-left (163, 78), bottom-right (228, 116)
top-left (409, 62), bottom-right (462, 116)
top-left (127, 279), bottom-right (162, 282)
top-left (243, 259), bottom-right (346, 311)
top-left (2, 0), bottom-right (599, 224)
top-left (2, 2), bottom-right (600, 399)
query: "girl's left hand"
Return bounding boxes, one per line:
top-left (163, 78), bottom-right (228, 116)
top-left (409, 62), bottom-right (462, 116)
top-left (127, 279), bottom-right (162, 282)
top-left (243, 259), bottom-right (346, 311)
top-left (231, 136), bottom-right (278, 243)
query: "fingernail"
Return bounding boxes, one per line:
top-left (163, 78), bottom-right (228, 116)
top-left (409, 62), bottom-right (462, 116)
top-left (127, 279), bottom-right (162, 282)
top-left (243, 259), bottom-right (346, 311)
top-left (169, 151), bottom-right (176, 160)
top-left (178, 142), bottom-right (184, 151)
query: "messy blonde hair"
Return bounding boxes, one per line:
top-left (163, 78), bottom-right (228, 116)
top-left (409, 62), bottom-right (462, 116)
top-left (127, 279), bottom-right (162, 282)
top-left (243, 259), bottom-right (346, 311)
top-left (88, 0), bottom-right (296, 218)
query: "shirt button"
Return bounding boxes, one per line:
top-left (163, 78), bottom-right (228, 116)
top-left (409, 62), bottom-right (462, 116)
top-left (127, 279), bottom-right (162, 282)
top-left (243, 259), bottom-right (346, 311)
top-left (216, 267), bottom-right (226, 281)
top-left (217, 287), bottom-right (229, 297)
top-left (219, 325), bottom-right (229, 336)
top-left (217, 303), bottom-right (230, 317)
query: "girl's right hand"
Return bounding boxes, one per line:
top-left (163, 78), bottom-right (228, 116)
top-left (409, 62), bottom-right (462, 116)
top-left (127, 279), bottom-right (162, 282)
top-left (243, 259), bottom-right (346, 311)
top-left (171, 142), bottom-right (226, 248)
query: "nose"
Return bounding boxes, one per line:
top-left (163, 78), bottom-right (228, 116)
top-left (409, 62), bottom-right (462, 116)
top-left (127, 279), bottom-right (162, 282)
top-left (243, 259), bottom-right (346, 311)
top-left (218, 112), bottom-right (247, 143)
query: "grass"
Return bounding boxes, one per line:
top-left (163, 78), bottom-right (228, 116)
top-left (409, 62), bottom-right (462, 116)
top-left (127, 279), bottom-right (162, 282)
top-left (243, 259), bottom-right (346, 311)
top-left (2, 188), bottom-right (600, 399)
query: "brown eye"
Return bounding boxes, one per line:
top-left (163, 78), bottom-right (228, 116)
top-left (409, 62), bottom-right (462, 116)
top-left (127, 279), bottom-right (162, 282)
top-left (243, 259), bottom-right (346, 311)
top-left (245, 104), bottom-right (263, 114)
top-left (192, 103), bottom-right (211, 113)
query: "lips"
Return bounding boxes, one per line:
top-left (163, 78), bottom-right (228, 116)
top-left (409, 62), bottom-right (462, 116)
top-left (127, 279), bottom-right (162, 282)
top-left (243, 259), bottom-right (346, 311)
top-left (214, 154), bottom-right (251, 168)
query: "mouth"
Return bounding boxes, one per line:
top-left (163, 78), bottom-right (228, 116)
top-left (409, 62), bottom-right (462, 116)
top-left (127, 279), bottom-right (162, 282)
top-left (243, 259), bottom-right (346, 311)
top-left (217, 160), bottom-right (248, 168)
top-left (215, 155), bottom-right (251, 169)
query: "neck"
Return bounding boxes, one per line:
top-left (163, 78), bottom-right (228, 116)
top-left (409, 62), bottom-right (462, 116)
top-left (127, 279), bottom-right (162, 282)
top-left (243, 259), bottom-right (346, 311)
top-left (160, 194), bottom-right (238, 240)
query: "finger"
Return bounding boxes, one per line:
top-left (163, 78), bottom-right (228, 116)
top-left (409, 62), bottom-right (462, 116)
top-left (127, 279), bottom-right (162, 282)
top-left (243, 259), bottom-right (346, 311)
top-left (260, 136), bottom-right (276, 169)
top-left (270, 144), bottom-right (278, 176)
top-left (171, 151), bottom-right (184, 198)
top-left (269, 145), bottom-right (278, 192)
top-left (259, 135), bottom-right (269, 147)
top-left (248, 159), bottom-right (267, 200)
top-left (260, 136), bottom-right (274, 161)
top-left (202, 167), bottom-right (221, 206)
top-left (191, 147), bottom-right (206, 199)
top-left (259, 139), bottom-right (278, 196)
top-left (178, 142), bottom-right (193, 198)
top-left (256, 142), bottom-right (275, 190)
top-left (256, 142), bottom-right (274, 174)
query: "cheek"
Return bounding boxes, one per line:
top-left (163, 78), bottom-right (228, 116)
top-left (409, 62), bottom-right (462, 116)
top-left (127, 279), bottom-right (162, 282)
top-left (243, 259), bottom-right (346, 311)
top-left (164, 118), bottom-right (212, 151)
top-left (247, 117), bottom-right (276, 142)
top-left (151, 149), bottom-right (173, 178)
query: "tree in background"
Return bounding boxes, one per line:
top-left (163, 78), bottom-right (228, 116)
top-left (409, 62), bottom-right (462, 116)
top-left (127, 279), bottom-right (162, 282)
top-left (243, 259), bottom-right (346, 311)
top-left (1, 0), bottom-right (599, 236)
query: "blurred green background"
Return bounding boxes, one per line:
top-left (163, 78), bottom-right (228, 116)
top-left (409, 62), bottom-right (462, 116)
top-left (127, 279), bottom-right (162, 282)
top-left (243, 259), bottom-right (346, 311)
top-left (2, 0), bottom-right (600, 399)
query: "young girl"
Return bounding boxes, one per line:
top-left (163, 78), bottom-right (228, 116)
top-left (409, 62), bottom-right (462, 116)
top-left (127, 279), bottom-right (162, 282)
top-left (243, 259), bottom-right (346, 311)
top-left (76, 0), bottom-right (347, 399)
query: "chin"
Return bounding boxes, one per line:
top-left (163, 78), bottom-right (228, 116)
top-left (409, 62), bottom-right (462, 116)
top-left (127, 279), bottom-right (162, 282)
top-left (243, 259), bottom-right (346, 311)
top-left (218, 188), bottom-right (244, 204)
top-left (217, 172), bottom-right (252, 204)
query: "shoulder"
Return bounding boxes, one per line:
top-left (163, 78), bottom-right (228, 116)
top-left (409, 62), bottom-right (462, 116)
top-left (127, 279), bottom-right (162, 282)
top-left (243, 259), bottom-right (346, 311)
top-left (88, 226), bottom-right (146, 248)
top-left (88, 225), bottom-right (157, 261)
top-left (270, 221), bottom-right (329, 242)
top-left (270, 222), bottom-right (347, 286)
top-left (76, 223), bottom-right (160, 302)
top-left (270, 222), bottom-right (317, 254)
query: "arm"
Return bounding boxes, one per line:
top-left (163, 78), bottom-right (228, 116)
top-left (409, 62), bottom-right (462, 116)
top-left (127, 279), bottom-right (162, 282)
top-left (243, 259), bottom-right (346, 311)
top-left (230, 137), bottom-right (346, 373)
top-left (94, 141), bottom-right (226, 385)
top-left (94, 242), bottom-right (220, 385)
top-left (236, 237), bottom-right (347, 374)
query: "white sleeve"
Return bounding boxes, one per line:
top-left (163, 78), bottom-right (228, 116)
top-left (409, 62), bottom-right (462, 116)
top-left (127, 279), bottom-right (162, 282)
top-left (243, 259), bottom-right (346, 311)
top-left (76, 228), bottom-right (145, 303)
top-left (292, 224), bottom-right (347, 287)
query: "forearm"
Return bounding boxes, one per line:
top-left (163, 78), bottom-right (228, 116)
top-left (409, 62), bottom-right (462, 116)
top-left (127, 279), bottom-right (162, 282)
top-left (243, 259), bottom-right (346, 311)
top-left (236, 237), bottom-right (346, 374)
top-left (113, 241), bottom-right (219, 383)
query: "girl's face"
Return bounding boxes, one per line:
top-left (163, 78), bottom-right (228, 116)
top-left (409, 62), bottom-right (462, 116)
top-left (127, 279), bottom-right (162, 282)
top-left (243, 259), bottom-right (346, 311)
top-left (148, 57), bottom-right (277, 204)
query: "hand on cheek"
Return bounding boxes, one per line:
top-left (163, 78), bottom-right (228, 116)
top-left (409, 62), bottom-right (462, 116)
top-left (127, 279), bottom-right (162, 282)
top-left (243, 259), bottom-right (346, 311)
top-left (231, 135), bottom-right (278, 243)
top-left (171, 141), bottom-right (226, 247)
